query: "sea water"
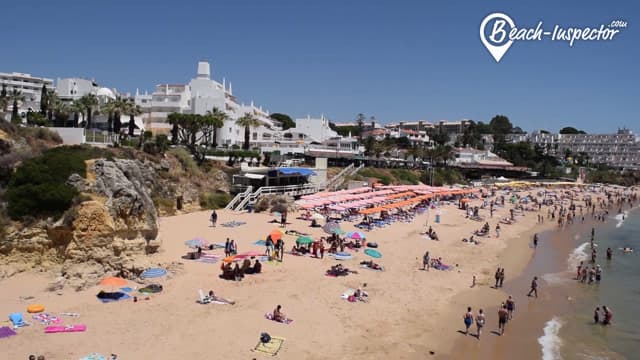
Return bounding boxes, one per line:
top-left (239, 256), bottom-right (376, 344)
top-left (540, 210), bottom-right (640, 360)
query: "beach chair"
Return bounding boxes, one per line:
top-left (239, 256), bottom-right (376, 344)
top-left (198, 289), bottom-right (211, 304)
top-left (9, 313), bottom-right (28, 329)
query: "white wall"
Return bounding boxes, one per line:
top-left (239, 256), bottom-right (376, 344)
top-left (49, 127), bottom-right (85, 145)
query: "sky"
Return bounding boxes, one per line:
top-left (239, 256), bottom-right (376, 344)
top-left (2, 0), bottom-right (638, 134)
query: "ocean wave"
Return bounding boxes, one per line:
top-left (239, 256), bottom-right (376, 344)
top-left (538, 317), bottom-right (563, 360)
top-left (542, 272), bottom-right (571, 285)
top-left (614, 211), bottom-right (628, 228)
top-left (567, 242), bottom-right (590, 272)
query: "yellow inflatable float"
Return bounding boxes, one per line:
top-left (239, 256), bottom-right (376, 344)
top-left (26, 304), bottom-right (44, 313)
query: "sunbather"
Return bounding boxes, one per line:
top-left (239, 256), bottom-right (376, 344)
top-left (273, 305), bottom-right (286, 322)
top-left (207, 290), bottom-right (235, 305)
top-left (360, 260), bottom-right (382, 270)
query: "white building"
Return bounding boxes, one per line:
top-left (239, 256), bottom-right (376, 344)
top-left (56, 77), bottom-right (99, 101)
top-left (0, 71), bottom-right (54, 112)
top-left (286, 115), bottom-right (338, 143)
top-left (137, 61), bottom-right (284, 147)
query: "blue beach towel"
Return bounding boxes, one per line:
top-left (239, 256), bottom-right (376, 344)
top-left (9, 313), bottom-right (27, 328)
top-left (120, 287), bottom-right (133, 293)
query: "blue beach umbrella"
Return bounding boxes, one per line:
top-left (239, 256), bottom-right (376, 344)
top-left (141, 268), bottom-right (167, 279)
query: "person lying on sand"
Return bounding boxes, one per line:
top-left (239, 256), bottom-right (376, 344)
top-left (207, 290), bottom-right (235, 305)
top-left (360, 260), bottom-right (382, 270)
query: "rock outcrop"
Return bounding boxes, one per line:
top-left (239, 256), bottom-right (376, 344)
top-left (0, 158), bottom-right (163, 290)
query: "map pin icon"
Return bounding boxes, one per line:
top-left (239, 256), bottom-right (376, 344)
top-left (480, 13), bottom-right (515, 62)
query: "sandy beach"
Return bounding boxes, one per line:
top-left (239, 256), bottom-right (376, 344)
top-left (0, 186), bottom-right (626, 360)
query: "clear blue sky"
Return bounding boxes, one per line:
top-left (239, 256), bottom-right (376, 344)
top-left (2, 0), bottom-right (638, 133)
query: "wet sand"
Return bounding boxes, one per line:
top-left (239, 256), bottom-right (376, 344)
top-left (445, 218), bottom-right (605, 359)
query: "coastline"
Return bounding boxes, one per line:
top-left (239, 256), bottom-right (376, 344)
top-left (443, 203), bottom-right (639, 360)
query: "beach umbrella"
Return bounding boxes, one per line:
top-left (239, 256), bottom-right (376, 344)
top-left (322, 221), bottom-right (341, 235)
top-left (346, 231), bottom-right (366, 240)
top-left (269, 229), bottom-right (283, 241)
top-left (140, 268), bottom-right (167, 279)
top-left (296, 236), bottom-right (314, 244)
top-left (184, 238), bottom-right (208, 249)
top-left (99, 277), bottom-right (127, 287)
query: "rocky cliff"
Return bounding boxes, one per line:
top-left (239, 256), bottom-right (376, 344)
top-left (1, 158), bottom-right (163, 290)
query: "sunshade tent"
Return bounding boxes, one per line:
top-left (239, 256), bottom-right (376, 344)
top-left (296, 236), bottom-right (314, 244)
top-left (322, 222), bottom-right (341, 234)
top-left (312, 213), bottom-right (325, 220)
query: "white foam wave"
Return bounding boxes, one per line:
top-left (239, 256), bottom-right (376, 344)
top-left (614, 211), bottom-right (628, 228)
top-left (542, 272), bottom-right (571, 286)
top-left (538, 317), bottom-right (564, 360)
top-left (567, 242), bottom-right (590, 272)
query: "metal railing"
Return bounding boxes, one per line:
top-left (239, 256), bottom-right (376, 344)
top-left (229, 183), bottom-right (320, 211)
top-left (225, 186), bottom-right (253, 210)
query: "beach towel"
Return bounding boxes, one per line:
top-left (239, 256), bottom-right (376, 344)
top-left (32, 313), bottom-right (62, 325)
top-left (9, 313), bottom-right (27, 328)
top-left (253, 335), bottom-right (285, 356)
top-left (60, 312), bottom-right (80, 317)
top-left (360, 264), bottom-right (384, 271)
top-left (45, 324), bottom-right (86, 333)
top-left (0, 326), bottom-right (17, 339)
top-left (197, 253), bottom-right (221, 264)
top-left (97, 293), bottom-right (130, 303)
top-left (79, 353), bottom-right (107, 360)
top-left (340, 289), bottom-right (355, 300)
top-left (265, 313), bottom-right (293, 324)
top-left (120, 287), bottom-right (133, 293)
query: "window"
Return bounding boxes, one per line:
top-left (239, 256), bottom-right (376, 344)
top-left (252, 132), bottom-right (257, 140)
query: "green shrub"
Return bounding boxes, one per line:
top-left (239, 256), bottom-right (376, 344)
top-left (359, 168), bottom-right (392, 185)
top-left (199, 192), bottom-right (231, 209)
top-left (152, 196), bottom-right (175, 215)
top-left (390, 169), bottom-right (420, 185)
top-left (424, 168), bottom-right (465, 186)
top-left (168, 147), bottom-right (198, 174)
top-left (155, 135), bottom-right (169, 153)
top-left (6, 145), bottom-right (109, 220)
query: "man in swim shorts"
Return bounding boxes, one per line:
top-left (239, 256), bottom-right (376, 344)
top-left (505, 296), bottom-right (515, 319)
top-left (498, 304), bottom-right (509, 335)
top-left (527, 276), bottom-right (538, 298)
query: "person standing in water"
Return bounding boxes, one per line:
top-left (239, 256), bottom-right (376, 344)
top-left (602, 306), bottom-right (612, 325)
top-left (463, 307), bottom-right (474, 335)
top-left (594, 307), bottom-right (600, 323)
top-left (533, 233), bottom-right (538, 248)
top-left (606, 247), bottom-right (613, 260)
top-left (476, 309), bottom-right (486, 339)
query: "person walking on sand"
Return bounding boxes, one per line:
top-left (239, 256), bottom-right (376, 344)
top-left (495, 223), bottom-right (501, 238)
top-left (476, 309), bottom-right (486, 339)
top-left (422, 251), bottom-right (430, 271)
top-left (471, 275), bottom-right (476, 288)
top-left (494, 268), bottom-right (501, 288)
top-left (498, 269), bottom-right (505, 288)
top-left (498, 304), bottom-right (509, 335)
top-left (463, 307), bottom-right (474, 335)
top-left (210, 210), bottom-right (218, 227)
top-left (577, 261), bottom-right (583, 280)
top-left (527, 276), bottom-right (538, 298)
top-left (506, 296), bottom-right (515, 319)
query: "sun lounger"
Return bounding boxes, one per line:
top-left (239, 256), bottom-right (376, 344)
top-left (44, 324), bottom-right (86, 333)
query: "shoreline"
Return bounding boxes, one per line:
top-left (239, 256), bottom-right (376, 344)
top-left (444, 202), bottom-right (640, 359)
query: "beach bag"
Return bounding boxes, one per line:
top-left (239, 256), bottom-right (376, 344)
top-left (260, 332), bottom-right (271, 343)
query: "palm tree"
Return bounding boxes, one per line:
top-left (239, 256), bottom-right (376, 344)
top-left (207, 107), bottom-right (227, 147)
top-left (8, 88), bottom-right (25, 123)
top-left (235, 113), bottom-right (261, 150)
top-left (79, 94), bottom-right (98, 129)
top-left (69, 100), bottom-right (85, 128)
top-left (102, 96), bottom-right (128, 141)
top-left (125, 100), bottom-right (143, 137)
